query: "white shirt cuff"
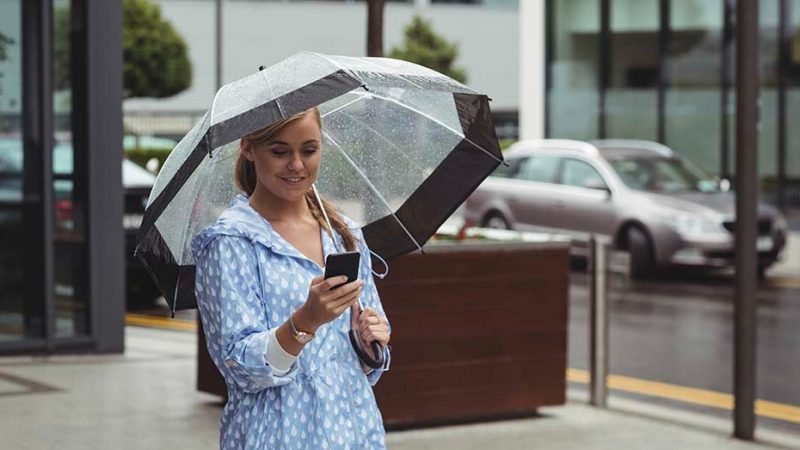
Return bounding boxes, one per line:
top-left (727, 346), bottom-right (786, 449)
top-left (265, 329), bottom-right (297, 376)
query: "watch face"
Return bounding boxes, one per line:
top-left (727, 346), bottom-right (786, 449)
top-left (295, 332), bottom-right (314, 345)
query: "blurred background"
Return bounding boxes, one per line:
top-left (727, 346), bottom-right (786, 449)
top-left (0, 0), bottom-right (798, 447)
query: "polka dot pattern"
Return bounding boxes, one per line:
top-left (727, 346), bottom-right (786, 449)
top-left (192, 195), bottom-right (390, 449)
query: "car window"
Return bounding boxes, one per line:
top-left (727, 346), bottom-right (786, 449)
top-left (491, 157), bottom-right (523, 178)
top-left (517, 155), bottom-right (560, 183)
top-left (561, 159), bottom-right (607, 189)
top-left (607, 156), bottom-right (718, 193)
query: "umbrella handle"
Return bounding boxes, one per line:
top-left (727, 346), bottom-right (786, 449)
top-left (348, 329), bottom-right (385, 369)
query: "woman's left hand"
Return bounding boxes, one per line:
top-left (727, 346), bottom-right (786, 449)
top-left (350, 303), bottom-right (390, 359)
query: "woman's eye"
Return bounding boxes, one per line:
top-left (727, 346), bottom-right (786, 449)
top-left (270, 149), bottom-right (287, 156)
top-left (303, 148), bottom-right (318, 154)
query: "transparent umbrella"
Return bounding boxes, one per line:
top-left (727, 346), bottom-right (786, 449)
top-left (135, 51), bottom-right (503, 316)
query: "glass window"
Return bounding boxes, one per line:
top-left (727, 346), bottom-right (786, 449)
top-left (781, 0), bottom-right (800, 210)
top-left (789, 0), bottom-right (800, 189)
top-left (548, 0), bottom-right (600, 139)
top-left (0, 0), bottom-right (44, 342)
top-left (517, 155), bottom-right (560, 183)
top-left (560, 158), bottom-right (606, 189)
top-left (664, 0), bottom-right (723, 176)
top-left (607, 156), bottom-right (719, 193)
top-left (759, 0), bottom-right (780, 203)
top-left (52, 0), bottom-right (89, 338)
top-left (491, 157), bottom-right (523, 178)
top-left (606, 0), bottom-right (659, 139)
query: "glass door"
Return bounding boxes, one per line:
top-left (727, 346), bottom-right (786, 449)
top-left (0, 0), bottom-right (46, 345)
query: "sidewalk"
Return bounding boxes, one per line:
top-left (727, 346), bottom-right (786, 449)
top-left (767, 231), bottom-right (800, 279)
top-left (0, 326), bottom-right (797, 450)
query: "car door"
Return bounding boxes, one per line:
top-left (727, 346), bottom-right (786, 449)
top-left (549, 157), bottom-right (617, 241)
top-left (503, 154), bottom-right (564, 232)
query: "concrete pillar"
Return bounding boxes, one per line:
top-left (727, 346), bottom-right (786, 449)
top-left (519, 0), bottom-right (545, 140)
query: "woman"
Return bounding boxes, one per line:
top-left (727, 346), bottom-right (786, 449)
top-left (191, 107), bottom-right (391, 450)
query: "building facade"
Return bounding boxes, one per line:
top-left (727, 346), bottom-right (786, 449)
top-left (0, 1), bottom-right (124, 354)
top-left (544, 0), bottom-right (800, 208)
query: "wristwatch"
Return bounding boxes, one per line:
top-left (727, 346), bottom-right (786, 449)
top-left (289, 312), bottom-right (315, 345)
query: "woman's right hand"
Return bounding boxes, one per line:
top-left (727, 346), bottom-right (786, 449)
top-left (294, 276), bottom-right (363, 333)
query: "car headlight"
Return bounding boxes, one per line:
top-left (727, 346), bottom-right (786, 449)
top-left (664, 214), bottom-right (728, 240)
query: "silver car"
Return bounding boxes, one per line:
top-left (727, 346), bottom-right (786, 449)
top-left (465, 139), bottom-right (787, 277)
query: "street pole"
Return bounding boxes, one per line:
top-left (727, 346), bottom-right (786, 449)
top-left (734, 0), bottom-right (759, 441)
top-left (589, 235), bottom-right (608, 408)
top-left (215, 0), bottom-right (223, 90)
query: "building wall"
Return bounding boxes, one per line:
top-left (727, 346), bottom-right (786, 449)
top-left (545, 0), bottom-right (800, 205)
top-left (123, 0), bottom-right (519, 115)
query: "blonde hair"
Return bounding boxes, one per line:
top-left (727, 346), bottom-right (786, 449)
top-left (235, 108), bottom-right (357, 252)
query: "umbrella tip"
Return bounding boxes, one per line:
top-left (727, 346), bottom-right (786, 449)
top-left (360, 83), bottom-right (370, 92)
top-left (258, 65), bottom-right (266, 71)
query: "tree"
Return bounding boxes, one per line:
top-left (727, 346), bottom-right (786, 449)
top-left (123, 0), bottom-right (192, 99)
top-left (366, 0), bottom-right (385, 57)
top-left (0, 31), bottom-right (12, 62)
top-left (388, 15), bottom-right (467, 83)
top-left (52, 0), bottom-right (192, 99)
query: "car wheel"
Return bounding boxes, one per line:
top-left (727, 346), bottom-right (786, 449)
top-left (627, 226), bottom-right (654, 279)
top-left (482, 212), bottom-right (510, 230)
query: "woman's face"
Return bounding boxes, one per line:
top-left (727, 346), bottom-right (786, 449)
top-left (243, 112), bottom-right (322, 203)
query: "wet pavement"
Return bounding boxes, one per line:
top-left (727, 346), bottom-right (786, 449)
top-left (128, 245), bottom-right (800, 432)
top-left (568, 266), bottom-right (800, 425)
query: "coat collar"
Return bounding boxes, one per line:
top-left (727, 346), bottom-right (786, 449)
top-left (191, 194), bottom-right (343, 265)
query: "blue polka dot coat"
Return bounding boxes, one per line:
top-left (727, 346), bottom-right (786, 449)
top-left (192, 195), bottom-right (390, 450)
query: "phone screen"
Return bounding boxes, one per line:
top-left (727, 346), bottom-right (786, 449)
top-left (323, 251), bottom-right (360, 285)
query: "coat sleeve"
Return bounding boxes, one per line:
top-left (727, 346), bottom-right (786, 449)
top-left (355, 229), bottom-right (392, 386)
top-left (194, 235), bottom-right (297, 394)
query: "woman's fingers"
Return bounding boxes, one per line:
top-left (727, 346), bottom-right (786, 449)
top-left (360, 327), bottom-right (390, 347)
top-left (331, 287), bottom-right (362, 314)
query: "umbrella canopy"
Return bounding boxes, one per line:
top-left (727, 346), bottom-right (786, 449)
top-left (135, 52), bottom-right (503, 311)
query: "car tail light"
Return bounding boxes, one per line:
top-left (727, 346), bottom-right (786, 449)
top-left (55, 199), bottom-right (74, 229)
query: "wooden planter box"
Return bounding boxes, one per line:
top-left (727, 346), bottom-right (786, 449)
top-left (197, 240), bottom-right (570, 428)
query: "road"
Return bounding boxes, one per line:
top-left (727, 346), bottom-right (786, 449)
top-left (568, 267), bottom-right (800, 429)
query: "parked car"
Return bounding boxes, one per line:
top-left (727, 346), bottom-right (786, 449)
top-left (0, 138), bottom-right (160, 305)
top-left (465, 139), bottom-right (787, 278)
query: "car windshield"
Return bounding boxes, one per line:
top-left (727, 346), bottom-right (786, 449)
top-left (607, 156), bottom-right (719, 193)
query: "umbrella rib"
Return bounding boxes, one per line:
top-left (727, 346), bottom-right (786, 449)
top-left (321, 92), bottom-right (427, 177)
top-left (333, 109), bottom-right (427, 176)
top-left (320, 94), bottom-right (368, 119)
top-left (322, 130), bottom-right (425, 254)
top-left (258, 69), bottom-right (284, 118)
top-left (366, 92), bottom-right (503, 164)
top-left (307, 51), bottom-right (368, 88)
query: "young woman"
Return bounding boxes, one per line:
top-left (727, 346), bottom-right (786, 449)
top-left (192, 107), bottom-right (391, 449)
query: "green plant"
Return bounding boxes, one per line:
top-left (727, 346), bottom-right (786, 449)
top-left (388, 15), bottom-right (467, 83)
top-left (52, 0), bottom-right (192, 99)
top-left (0, 31), bottom-right (12, 61)
top-left (123, 0), bottom-right (191, 99)
top-left (498, 138), bottom-right (516, 151)
top-left (126, 147), bottom-right (172, 171)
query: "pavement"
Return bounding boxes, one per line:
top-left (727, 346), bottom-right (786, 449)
top-left (767, 231), bottom-right (800, 280)
top-left (1, 326), bottom-right (799, 449)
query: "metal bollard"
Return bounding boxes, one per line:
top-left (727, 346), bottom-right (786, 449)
top-left (589, 234), bottom-right (609, 407)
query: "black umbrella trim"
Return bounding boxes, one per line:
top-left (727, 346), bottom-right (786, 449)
top-left (136, 223), bottom-right (198, 310)
top-left (362, 93), bottom-right (502, 259)
top-left (138, 70), bottom-right (361, 242)
top-left (136, 70), bottom-right (361, 310)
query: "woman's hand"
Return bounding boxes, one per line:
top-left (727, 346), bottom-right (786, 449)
top-left (351, 302), bottom-right (390, 360)
top-left (294, 276), bottom-right (363, 333)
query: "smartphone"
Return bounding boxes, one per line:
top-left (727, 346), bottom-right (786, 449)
top-left (323, 251), bottom-right (360, 286)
